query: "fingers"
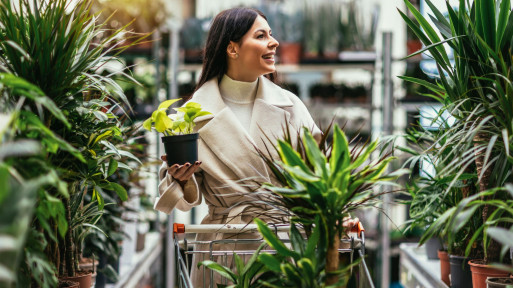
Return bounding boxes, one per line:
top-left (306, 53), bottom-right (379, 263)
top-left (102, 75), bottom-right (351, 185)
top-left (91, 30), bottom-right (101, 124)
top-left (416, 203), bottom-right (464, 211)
top-left (167, 161), bottom-right (202, 182)
top-left (342, 217), bottom-right (360, 229)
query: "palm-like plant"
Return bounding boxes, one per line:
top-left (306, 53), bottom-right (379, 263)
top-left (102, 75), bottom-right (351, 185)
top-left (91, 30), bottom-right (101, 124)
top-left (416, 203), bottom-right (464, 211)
top-left (253, 124), bottom-right (406, 284)
top-left (0, 0), bottom-right (147, 283)
top-left (399, 0), bottom-right (513, 262)
top-left (254, 217), bottom-right (351, 288)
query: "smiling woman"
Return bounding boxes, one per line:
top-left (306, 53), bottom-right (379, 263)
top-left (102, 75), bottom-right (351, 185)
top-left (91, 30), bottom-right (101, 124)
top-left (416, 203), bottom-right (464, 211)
top-left (153, 7), bottom-right (321, 287)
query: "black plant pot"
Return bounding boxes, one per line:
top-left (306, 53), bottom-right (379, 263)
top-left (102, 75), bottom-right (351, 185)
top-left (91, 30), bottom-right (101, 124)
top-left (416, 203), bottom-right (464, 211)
top-left (425, 237), bottom-right (443, 260)
top-left (162, 133), bottom-right (199, 166)
top-left (486, 277), bottom-right (513, 288)
top-left (449, 254), bottom-right (473, 288)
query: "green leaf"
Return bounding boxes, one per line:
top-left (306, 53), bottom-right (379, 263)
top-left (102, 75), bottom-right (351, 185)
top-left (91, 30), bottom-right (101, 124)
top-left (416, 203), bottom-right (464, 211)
top-left (330, 125), bottom-right (350, 173)
top-left (108, 182), bottom-right (128, 201)
top-left (158, 99), bottom-right (180, 110)
top-left (277, 140), bottom-right (310, 172)
top-left (488, 227), bottom-right (513, 248)
top-left (94, 186), bottom-right (105, 210)
top-left (142, 117), bottom-right (152, 131)
top-left (154, 110), bottom-right (173, 133)
top-left (107, 158), bottom-right (118, 177)
top-left (198, 261), bottom-right (236, 282)
top-left (234, 253), bottom-right (244, 275)
top-left (255, 218), bottom-right (298, 259)
top-left (258, 254), bottom-right (281, 272)
top-left (282, 165), bottom-right (319, 182)
top-left (302, 127), bottom-right (327, 178)
top-left (0, 166), bottom-right (9, 204)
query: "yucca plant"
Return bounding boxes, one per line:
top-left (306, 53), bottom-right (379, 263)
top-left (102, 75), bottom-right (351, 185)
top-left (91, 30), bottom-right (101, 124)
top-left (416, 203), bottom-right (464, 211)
top-left (401, 120), bottom-right (482, 257)
top-left (398, 0), bottom-right (513, 263)
top-left (0, 113), bottom-right (64, 288)
top-left (254, 217), bottom-right (353, 288)
top-left (251, 124), bottom-right (406, 284)
top-left (0, 0), bottom-right (147, 283)
top-left (198, 243), bottom-right (269, 288)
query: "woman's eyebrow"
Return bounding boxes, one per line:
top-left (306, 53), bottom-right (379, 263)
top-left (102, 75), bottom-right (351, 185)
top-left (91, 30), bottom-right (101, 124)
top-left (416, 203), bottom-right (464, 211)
top-left (253, 28), bottom-right (271, 35)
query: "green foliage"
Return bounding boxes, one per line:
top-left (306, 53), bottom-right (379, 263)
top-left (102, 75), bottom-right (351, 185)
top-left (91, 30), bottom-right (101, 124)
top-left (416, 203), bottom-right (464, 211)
top-left (253, 217), bottom-right (348, 288)
top-left (0, 0), bottom-right (148, 282)
top-left (0, 113), bottom-right (63, 288)
top-left (399, 0), bottom-right (513, 262)
top-left (199, 244), bottom-right (268, 288)
top-left (143, 100), bottom-right (211, 136)
top-left (259, 124), bottom-right (406, 241)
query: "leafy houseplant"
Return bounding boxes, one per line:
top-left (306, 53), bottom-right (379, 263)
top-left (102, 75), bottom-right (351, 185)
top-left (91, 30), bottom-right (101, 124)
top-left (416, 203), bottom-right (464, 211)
top-left (0, 0), bottom-right (147, 285)
top-left (399, 0), bottom-right (513, 285)
top-left (249, 124), bottom-right (406, 285)
top-left (199, 216), bottom-right (351, 288)
top-left (143, 99), bottom-right (211, 165)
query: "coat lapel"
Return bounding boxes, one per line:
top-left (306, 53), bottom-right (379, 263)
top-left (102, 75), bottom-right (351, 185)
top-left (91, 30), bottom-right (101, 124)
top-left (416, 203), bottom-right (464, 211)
top-left (190, 78), bottom-right (268, 182)
top-left (249, 77), bottom-right (295, 156)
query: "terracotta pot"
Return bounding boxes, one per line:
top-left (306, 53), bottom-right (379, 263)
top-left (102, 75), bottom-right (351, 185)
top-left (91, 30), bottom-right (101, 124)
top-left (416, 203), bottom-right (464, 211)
top-left (469, 259), bottom-right (510, 288)
top-left (486, 277), bottom-right (513, 288)
top-left (61, 271), bottom-right (93, 288)
top-left (278, 42), bottom-right (302, 64)
top-left (58, 280), bottom-right (80, 288)
top-left (438, 250), bottom-right (450, 286)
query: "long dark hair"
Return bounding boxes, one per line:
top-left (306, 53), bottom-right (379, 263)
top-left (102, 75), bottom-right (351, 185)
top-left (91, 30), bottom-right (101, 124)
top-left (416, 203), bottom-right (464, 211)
top-left (193, 7), bottom-right (276, 94)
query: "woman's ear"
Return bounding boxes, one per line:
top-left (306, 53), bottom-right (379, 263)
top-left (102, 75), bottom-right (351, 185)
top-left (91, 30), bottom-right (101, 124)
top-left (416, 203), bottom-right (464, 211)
top-left (227, 41), bottom-right (239, 59)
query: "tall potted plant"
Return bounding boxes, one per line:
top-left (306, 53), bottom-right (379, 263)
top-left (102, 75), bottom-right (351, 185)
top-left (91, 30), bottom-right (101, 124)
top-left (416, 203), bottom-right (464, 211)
top-left (0, 0), bottom-right (147, 285)
top-left (399, 0), bottom-right (513, 286)
top-left (248, 124), bottom-right (406, 285)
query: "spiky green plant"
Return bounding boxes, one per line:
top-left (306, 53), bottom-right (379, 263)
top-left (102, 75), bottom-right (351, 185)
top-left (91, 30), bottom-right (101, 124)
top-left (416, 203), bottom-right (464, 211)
top-left (399, 0), bottom-right (513, 262)
top-left (0, 0), bottom-right (148, 282)
top-left (251, 124), bottom-right (406, 284)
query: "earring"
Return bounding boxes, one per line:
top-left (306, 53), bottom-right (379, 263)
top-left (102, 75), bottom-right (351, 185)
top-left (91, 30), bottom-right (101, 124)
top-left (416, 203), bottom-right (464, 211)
top-left (234, 53), bottom-right (239, 59)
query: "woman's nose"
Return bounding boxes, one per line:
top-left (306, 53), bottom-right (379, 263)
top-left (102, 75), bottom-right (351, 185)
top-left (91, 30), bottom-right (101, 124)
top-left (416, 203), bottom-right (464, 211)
top-left (269, 36), bottom-right (279, 48)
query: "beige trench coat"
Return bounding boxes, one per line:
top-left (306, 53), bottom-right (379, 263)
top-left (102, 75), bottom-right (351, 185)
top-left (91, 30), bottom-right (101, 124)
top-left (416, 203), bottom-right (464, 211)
top-left (154, 76), bottom-right (320, 287)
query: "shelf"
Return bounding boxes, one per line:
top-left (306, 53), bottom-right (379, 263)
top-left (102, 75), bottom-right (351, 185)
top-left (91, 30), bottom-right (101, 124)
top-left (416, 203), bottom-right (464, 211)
top-left (179, 62), bottom-right (375, 73)
top-left (106, 232), bottom-right (162, 288)
top-left (399, 243), bottom-right (449, 288)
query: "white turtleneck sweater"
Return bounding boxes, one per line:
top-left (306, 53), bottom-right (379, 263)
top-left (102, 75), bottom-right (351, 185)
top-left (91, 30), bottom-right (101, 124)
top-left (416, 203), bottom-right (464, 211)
top-left (219, 74), bottom-right (258, 132)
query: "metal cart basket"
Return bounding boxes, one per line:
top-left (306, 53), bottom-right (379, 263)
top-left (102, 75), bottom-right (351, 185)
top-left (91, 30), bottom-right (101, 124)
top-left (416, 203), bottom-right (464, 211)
top-left (173, 222), bottom-right (374, 288)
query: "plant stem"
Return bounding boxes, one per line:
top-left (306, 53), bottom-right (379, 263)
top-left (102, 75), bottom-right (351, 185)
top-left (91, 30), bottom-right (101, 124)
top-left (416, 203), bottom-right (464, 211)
top-left (326, 235), bottom-right (340, 285)
top-left (474, 133), bottom-right (499, 262)
top-left (63, 197), bottom-right (74, 277)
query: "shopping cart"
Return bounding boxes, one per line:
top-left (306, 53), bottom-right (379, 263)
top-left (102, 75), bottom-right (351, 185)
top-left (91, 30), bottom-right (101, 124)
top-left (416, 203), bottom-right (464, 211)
top-left (173, 222), bottom-right (374, 288)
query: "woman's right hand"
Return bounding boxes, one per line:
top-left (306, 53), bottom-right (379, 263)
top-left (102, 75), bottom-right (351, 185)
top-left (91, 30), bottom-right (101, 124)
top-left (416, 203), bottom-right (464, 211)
top-left (161, 155), bottom-right (202, 187)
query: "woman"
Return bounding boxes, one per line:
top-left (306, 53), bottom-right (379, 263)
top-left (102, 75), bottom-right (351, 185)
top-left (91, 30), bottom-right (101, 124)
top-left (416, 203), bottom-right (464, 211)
top-left (154, 7), bottom-right (357, 286)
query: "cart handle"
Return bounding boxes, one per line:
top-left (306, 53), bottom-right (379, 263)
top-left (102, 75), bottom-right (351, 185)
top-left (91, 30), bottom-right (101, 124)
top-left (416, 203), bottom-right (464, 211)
top-left (173, 222), bottom-right (364, 235)
top-left (350, 222), bottom-right (365, 237)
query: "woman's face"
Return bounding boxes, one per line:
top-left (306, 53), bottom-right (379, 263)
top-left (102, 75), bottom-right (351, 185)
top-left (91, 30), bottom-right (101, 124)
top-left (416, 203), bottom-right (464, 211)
top-left (228, 16), bottom-right (279, 81)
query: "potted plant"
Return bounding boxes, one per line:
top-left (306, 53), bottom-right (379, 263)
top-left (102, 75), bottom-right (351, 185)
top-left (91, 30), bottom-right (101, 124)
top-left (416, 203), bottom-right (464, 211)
top-left (249, 124), bottom-right (406, 285)
top-left (399, 0), bottom-right (513, 286)
top-left (402, 122), bottom-right (480, 287)
top-left (143, 99), bottom-right (211, 166)
top-left (0, 0), bottom-right (147, 285)
top-left (198, 124), bottom-right (404, 287)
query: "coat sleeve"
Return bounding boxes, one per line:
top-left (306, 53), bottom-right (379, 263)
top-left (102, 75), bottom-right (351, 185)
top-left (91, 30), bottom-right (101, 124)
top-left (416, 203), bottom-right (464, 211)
top-left (154, 162), bottom-right (202, 214)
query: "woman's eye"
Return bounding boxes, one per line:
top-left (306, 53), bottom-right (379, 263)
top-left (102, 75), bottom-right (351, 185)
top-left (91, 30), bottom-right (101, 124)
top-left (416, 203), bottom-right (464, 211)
top-left (257, 34), bottom-right (265, 39)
